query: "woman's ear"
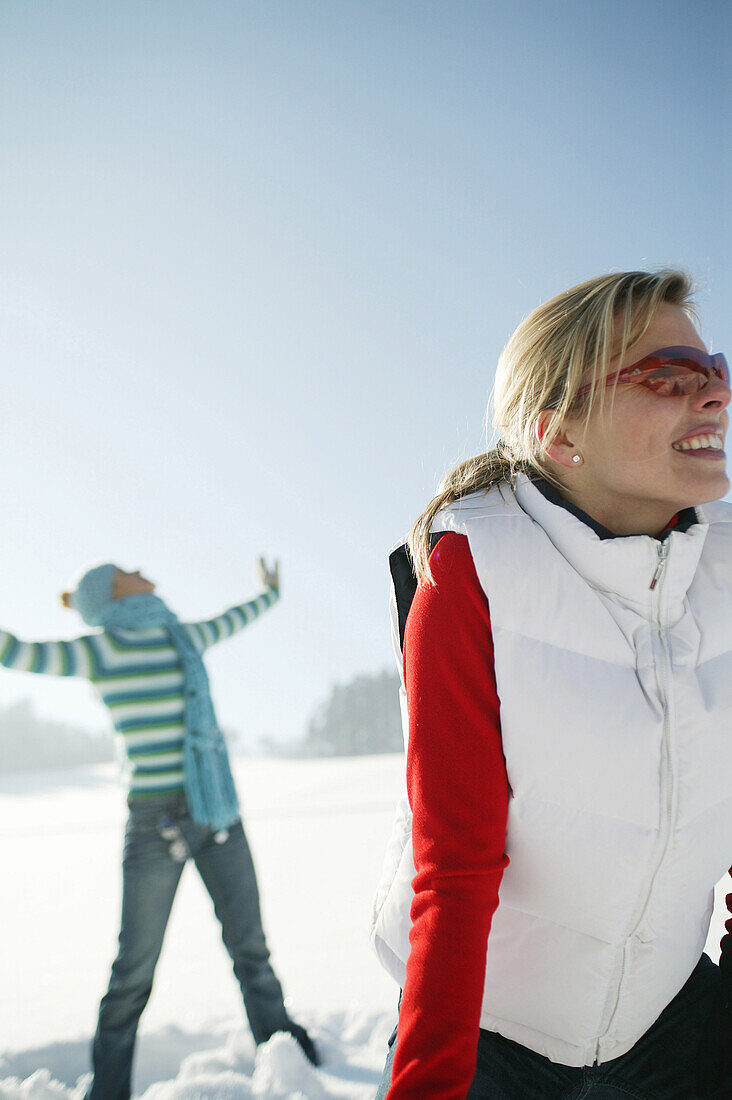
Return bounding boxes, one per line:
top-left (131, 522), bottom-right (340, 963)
top-left (60, 592), bottom-right (73, 609)
top-left (536, 410), bottom-right (581, 470)
top-left (535, 410), bottom-right (553, 447)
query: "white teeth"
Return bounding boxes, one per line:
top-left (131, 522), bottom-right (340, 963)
top-left (672, 433), bottom-right (724, 452)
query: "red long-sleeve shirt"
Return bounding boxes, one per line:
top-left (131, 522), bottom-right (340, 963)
top-left (386, 531), bottom-right (509, 1099)
top-left (386, 529), bottom-right (732, 1099)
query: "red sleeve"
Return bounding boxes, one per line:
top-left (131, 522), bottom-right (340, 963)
top-left (386, 531), bottom-right (510, 1100)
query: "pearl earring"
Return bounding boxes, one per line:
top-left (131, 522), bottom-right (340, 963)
top-left (572, 454), bottom-right (582, 464)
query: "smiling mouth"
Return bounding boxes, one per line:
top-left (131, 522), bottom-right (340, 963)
top-left (672, 432), bottom-right (725, 454)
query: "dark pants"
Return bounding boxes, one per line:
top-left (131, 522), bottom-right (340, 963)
top-left (376, 954), bottom-right (730, 1099)
top-left (87, 795), bottom-right (290, 1100)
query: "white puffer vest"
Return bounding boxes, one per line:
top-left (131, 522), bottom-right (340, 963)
top-left (371, 476), bottom-right (732, 1067)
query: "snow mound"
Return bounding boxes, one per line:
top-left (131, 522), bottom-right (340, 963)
top-left (139, 1068), bottom-right (256, 1099)
top-left (0, 1011), bottom-right (392, 1099)
top-left (251, 1032), bottom-right (325, 1099)
top-left (0, 1069), bottom-right (81, 1099)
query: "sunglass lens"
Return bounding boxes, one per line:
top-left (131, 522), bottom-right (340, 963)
top-left (711, 355), bottom-right (730, 385)
top-left (643, 365), bottom-right (707, 396)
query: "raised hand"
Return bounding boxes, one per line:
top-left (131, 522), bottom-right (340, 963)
top-left (257, 556), bottom-right (280, 594)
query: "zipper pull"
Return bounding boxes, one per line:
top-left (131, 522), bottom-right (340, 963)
top-left (649, 541), bottom-right (669, 590)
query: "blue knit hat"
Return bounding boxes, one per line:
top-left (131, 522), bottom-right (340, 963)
top-left (71, 563), bottom-right (117, 626)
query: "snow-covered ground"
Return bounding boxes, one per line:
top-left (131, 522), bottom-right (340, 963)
top-left (0, 755), bottom-right (404, 1098)
top-left (0, 754), bottom-right (728, 1099)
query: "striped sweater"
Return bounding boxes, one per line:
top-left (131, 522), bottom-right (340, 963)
top-left (0, 586), bottom-right (279, 797)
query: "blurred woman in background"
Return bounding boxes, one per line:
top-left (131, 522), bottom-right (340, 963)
top-left (372, 270), bottom-right (732, 1099)
top-left (0, 557), bottom-right (317, 1099)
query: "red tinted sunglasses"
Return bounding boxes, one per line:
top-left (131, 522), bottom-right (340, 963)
top-left (577, 345), bottom-right (730, 400)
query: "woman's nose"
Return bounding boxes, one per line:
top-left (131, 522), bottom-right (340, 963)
top-left (695, 377), bottom-right (731, 410)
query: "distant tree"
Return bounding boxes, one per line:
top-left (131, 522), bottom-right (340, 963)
top-left (0, 699), bottom-right (113, 773)
top-left (300, 669), bottom-right (403, 757)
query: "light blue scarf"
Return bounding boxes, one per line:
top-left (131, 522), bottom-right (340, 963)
top-left (96, 593), bottom-right (240, 831)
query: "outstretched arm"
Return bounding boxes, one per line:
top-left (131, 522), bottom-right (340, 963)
top-left (182, 557), bottom-right (281, 652)
top-left (0, 628), bottom-right (101, 679)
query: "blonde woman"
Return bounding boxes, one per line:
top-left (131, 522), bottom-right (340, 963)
top-left (372, 271), bottom-right (732, 1099)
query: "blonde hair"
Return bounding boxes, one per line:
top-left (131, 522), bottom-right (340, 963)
top-left (410, 268), bottom-right (695, 581)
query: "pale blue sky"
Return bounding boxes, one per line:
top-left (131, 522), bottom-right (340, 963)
top-left (0, 0), bottom-right (729, 747)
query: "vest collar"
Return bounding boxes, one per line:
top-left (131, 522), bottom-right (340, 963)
top-left (513, 475), bottom-right (709, 611)
top-left (530, 477), bottom-right (699, 541)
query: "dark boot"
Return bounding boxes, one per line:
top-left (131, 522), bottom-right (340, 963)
top-left (286, 1021), bottom-right (320, 1065)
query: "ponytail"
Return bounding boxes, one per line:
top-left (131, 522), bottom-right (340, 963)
top-left (408, 444), bottom-right (530, 582)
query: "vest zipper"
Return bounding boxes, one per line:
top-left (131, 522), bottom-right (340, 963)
top-left (594, 540), bottom-right (674, 1064)
top-left (649, 539), bottom-right (669, 590)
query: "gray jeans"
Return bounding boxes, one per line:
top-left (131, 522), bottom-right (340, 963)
top-left (87, 795), bottom-right (289, 1100)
